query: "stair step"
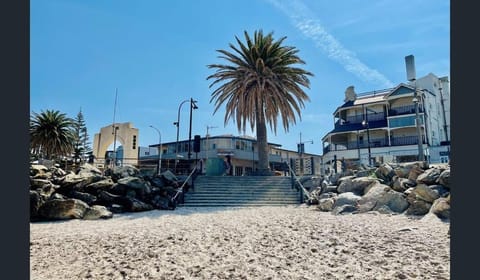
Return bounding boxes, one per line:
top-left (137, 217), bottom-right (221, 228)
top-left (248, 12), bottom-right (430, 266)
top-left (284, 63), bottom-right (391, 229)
top-left (182, 176), bottom-right (301, 207)
top-left (178, 202), bottom-right (299, 207)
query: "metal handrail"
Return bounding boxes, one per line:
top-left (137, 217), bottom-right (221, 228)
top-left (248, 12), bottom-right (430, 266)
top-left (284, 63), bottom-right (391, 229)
top-left (284, 160), bottom-right (312, 202)
top-left (171, 168), bottom-right (197, 202)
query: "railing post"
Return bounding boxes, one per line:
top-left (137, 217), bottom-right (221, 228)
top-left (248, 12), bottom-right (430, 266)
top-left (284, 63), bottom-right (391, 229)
top-left (290, 158), bottom-right (295, 190)
top-left (299, 187), bottom-right (304, 203)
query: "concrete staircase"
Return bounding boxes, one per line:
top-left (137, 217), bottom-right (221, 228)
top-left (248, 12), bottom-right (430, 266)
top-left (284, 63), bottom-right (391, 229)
top-left (178, 176), bottom-right (301, 207)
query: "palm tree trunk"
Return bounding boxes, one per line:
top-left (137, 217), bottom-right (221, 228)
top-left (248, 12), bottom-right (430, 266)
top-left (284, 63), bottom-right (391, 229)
top-left (255, 109), bottom-right (270, 175)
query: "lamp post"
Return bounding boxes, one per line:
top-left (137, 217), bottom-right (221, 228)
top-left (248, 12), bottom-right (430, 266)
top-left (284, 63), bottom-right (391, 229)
top-left (412, 87), bottom-right (425, 161)
top-left (188, 98), bottom-right (198, 159)
top-left (149, 125), bottom-right (162, 175)
top-left (362, 106), bottom-right (378, 166)
top-left (174, 99), bottom-right (189, 173)
top-left (173, 98), bottom-right (198, 172)
top-left (362, 115), bottom-right (372, 166)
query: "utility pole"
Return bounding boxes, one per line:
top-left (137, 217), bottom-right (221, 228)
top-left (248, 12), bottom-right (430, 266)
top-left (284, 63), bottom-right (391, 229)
top-left (174, 99), bottom-right (189, 173)
top-left (298, 132), bottom-right (313, 176)
top-left (206, 125), bottom-right (218, 161)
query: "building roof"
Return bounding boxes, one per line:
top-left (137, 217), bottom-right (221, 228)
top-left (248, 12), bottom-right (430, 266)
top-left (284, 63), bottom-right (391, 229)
top-left (334, 88), bottom-right (391, 114)
top-left (149, 134), bottom-right (282, 148)
top-left (333, 85), bottom-right (417, 115)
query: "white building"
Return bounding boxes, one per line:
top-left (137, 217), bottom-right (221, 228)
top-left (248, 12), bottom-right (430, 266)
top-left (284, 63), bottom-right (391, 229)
top-left (321, 73), bottom-right (450, 169)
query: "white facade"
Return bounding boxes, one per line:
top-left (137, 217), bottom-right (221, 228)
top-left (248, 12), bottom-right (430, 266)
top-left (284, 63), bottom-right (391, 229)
top-left (322, 73), bottom-right (450, 169)
top-left (138, 146), bottom-right (159, 157)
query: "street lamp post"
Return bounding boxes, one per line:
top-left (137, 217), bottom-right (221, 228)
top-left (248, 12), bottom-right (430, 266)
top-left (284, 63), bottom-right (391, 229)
top-left (174, 99), bottom-right (189, 173)
top-left (362, 114), bottom-right (372, 166)
top-left (149, 125), bottom-right (162, 175)
top-left (362, 106), bottom-right (378, 166)
top-left (413, 86), bottom-right (425, 161)
top-left (173, 98), bottom-right (198, 173)
top-left (188, 98), bottom-right (198, 159)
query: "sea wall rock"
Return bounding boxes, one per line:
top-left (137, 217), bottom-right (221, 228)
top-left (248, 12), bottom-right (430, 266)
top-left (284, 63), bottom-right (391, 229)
top-left (29, 163), bottom-right (184, 222)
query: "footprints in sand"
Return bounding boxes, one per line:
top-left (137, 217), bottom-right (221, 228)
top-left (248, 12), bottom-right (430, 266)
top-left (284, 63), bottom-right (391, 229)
top-left (30, 207), bottom-right (449, 279)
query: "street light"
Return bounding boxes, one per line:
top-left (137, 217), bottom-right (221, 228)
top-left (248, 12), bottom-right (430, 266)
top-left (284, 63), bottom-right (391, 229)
top-left (188, 98), bottom-right (198, 159)
top-left (412, 89), bottom-right (425, 161)
top-left (174, 99), bottom-right (189, 173)
top-left (173, 98), bottom-right (198, 172)
top-left (149, 125), bottom-right (162, 175)
top-left (362, 115), bottom-right (372, 166)
top-left (362, 106), bottom-right (379, 166)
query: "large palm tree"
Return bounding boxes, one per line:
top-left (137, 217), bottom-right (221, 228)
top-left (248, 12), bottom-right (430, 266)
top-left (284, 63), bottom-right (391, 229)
top-left (207, 30), bottom-right (313, 175)
top-left (30, 109), bottom-right (76, 160)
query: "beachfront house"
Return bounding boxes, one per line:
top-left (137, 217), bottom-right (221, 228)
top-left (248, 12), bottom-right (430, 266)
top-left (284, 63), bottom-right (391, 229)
top-left (321, 73), bottom-right (450, 168)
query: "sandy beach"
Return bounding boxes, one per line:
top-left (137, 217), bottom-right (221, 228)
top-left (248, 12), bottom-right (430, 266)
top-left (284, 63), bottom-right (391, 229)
top-left (30, 205), bottom-right (450, 280)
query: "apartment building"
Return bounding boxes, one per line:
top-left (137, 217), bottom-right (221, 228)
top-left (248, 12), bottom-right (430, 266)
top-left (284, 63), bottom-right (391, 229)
top-left (322, 73), bottom-right (450, 167)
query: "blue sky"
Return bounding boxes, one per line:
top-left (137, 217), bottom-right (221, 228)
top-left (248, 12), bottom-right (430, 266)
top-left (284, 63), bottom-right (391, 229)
top-left (30, 0), bottom-right (450, 155)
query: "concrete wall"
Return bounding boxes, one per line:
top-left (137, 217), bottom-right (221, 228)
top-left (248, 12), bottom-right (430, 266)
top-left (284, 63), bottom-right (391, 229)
top-left (93, 122), bottom-right (139, 166)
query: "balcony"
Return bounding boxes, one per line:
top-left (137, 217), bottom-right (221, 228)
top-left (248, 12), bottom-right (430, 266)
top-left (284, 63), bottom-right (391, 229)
top-left (323, 135), bottom-right (426, 154)
top-left (391, 135), bottom-right (426, 146)
top-left (333, 119), bottom-right (388, 133)
top-left (389, 105), bottom-right (424, 116)
top-left (334, 112), bottom-right (387, 132)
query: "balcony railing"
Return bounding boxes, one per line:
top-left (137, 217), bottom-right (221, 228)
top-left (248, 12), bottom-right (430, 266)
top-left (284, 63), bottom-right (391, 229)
top-left (335, 112), bottom-right (386, 128)
top-left (391, 135), bottom-right (425, 146)
top-left (389, 105), bottom-right (424, 116)
top-left (323, 135), bottom-right (426, 154)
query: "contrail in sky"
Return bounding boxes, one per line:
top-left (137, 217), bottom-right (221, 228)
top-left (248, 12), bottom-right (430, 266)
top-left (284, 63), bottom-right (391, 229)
top-left (266, 0), bottom-right (394, 88)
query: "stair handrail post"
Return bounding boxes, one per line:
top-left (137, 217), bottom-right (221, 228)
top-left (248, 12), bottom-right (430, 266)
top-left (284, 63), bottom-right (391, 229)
top-left (290, 158), bottom-right (295, 190)
top-left (172, 167), bottom-right (198, 203)
top-left (284, 159), bottom-right (311, 202)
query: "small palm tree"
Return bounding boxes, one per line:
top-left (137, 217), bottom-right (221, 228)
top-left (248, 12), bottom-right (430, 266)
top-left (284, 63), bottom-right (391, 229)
top-left (207, 30), bottom-right (313, 174)
top-left (30, 109), bottom-right (76, 160)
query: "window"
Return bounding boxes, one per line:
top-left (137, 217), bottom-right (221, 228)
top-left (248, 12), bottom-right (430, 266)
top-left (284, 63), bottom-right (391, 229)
top-left (132, 135), bottom-right (137, 149)
top-left (389, 116), bottom-right (423, 128)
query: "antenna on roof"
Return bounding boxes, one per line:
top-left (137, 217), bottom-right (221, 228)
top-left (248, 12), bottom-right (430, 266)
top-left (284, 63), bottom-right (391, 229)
top-left (112, 88), bottom-right (118, 128)
top-left (112, 88), bottom-right (118, 169)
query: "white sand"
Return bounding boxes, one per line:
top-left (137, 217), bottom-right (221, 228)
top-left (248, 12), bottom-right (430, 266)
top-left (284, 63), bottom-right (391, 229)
top-left (30, 205), bottom-right (450, 280)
